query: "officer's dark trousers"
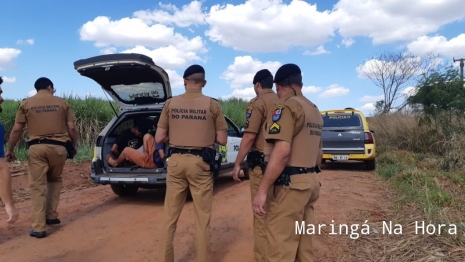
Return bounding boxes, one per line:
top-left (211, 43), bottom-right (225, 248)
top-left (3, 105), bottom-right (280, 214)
top-left (27, 144), bottom-right (67, 232)
top-left (158, 153), bottom-right (213, 262)
top-left (265, 172), bottom-right (321, 262)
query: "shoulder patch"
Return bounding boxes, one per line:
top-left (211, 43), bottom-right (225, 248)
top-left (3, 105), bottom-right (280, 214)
top-left (245, 105), bottom-right (253, 119)
top-left (271, 105), bottom-right (284, 122)
top-left (268, 122), bottom-right (281, 134)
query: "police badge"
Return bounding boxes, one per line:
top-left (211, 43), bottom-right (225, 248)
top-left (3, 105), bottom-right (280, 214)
top-left (272, 105), bottom-right (284, 122)
top-left (245, 106), bottom-right (253, 119)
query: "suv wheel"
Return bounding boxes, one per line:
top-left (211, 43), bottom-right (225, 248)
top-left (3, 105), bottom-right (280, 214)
top-left (365, 159), bottom-right (376, 170)
top-left (110, 184), bottom-right (139, 197)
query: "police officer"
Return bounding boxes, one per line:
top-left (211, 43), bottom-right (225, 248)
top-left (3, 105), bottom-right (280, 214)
top-left (6, 77), bottom-right (78, 238)
top-left (231, 69), bottom-right (278, 262)
top-left (0, 76), bottom-right (19, 224)
top-left (155, 64), bottom-right (228, 262)
top-left (252, 64), bottom-right (323, 262)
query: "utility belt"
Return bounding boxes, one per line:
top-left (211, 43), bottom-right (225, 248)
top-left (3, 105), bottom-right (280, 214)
top-left (167, 147), bottom-right (222, 178)
top-left (247, 150), bottom-right (266, 173)
top-left (261, 160), bottom-right (319, 186)
top-left (26, 138), bottom-right (76, 159)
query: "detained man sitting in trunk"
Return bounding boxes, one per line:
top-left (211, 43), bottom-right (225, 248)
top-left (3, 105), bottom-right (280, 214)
top-left (106, 121), bottom-right (165, 168)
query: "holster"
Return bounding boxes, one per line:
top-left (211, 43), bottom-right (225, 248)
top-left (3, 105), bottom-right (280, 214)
top-left (274, 166), bottom-right (316, 186)
top-left (246, 150), bottom-right (266, 173)
top-left (201, 147), bottom-right (222, 178)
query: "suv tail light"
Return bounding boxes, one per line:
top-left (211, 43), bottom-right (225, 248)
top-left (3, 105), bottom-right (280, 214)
top-left (364, 132), bottom-right (374, 144)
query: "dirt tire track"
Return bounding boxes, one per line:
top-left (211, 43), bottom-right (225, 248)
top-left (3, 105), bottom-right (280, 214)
top-left (0, 161), bottom-right (392, 262)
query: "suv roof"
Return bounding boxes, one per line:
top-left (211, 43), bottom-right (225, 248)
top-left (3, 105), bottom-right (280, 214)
top-left (73, 53), bottom-right (172, 111)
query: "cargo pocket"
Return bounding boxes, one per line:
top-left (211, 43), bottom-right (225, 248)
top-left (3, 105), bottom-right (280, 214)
top-left (55, 145), bottom-right (67, 158)
top-left (290, 174), bottom-right (312, 190)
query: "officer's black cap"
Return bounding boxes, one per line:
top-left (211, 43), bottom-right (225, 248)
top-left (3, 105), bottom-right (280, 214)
top-left (273, 64), bottom-right (301, 83)
top-left (34, 77), bottom-right (54, 90)
top-left (183, 64), bottom-right (205, 78)
top-left (253, 69), bottom-right (272, 85)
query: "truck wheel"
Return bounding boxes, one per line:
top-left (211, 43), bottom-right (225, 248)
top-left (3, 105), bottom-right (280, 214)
top-left (110, 184), bottom-right (139, 197)
top-left (242, 167), bottom-right (250, 179)
top-left (365, 159), bottom-right (376, 170)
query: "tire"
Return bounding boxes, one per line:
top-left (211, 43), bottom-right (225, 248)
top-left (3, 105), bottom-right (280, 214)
top-left (110, 184), bottom-right (139, 197)
top-left (365, 159), bottom-right (376, 170)
top-left (242, 167), bottom-right (250, 180)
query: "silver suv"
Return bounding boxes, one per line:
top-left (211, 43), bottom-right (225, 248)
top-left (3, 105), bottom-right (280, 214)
top-left (73, 53), bottom-right (248, 196)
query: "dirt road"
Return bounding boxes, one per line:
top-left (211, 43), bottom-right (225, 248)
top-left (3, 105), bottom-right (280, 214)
top-left (0, 161), bottom-right (391, 262)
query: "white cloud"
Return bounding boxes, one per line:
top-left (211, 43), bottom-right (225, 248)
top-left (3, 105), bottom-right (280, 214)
top-left (407, 34), bottom-right (465, 58)
top-left (318, 84), bottom-right (350, 99)
top-left (302, 85), bottom-right (322, 94)
top-left (27, 90), bottom-right (36, 97)
top-left (359, 95), bottom-right (384, 102)
top-left (400, 86), bottom-right (417, 98)
top-left (0, 48), bottom-right (21, 70)
top-left (357, 103), bottom-right (376, 115)
top-left (222, 87), bottom-right (256, 101)
top-left (205, 0), bottom-right (336, 52)
top-left (100, 47), bottom-right (117, 55)
top-left (1, 76), bottom-right (16, 83)
top-left (303, 46), bottom-right (330, 56)
top-left (356, 56), bottom-right (426, 79)
top-left (332, 0), bottom-right (465, 45)
top-left (341, 37), bottom-right (355, 47)
top-left (221, 56), bottom-right (281, 89)
top-left (133, 1), bottom-right (207, 27)
top-left (79, 16), bottom-right (207, 70)
top-left (16, 39), bottom-right (34, 45)
top-left (165, 69), bottom-right (184, 89)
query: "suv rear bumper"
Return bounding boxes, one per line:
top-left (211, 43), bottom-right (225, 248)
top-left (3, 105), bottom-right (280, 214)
top-left (322, 145), bottom-right (376, 161)
top-left (90, 160), bottom-right (168, 185)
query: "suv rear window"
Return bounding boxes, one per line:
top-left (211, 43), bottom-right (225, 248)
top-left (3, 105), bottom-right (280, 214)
top-left (322, 114), bottom-right (362, 127)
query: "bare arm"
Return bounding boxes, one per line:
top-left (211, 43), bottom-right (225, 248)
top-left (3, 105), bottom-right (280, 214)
top-left (66, 121), bottom-right (77, 145)
top-left (316, 148), bottom-right (323, 166)
top-left (234, 132), bottom-right (256, 167)
top-left (7, 122), bottom-right (25, 153)
top-left (158, 149), bottom-right (165, 160)
top-left (257, 140), bottom-right (291, 194)
top-left (215, 130), bottom-right (227, 146)
top-left (155, 127), bottom-right (169, 144)
top-left (0, 158), bottom-right (14, 207)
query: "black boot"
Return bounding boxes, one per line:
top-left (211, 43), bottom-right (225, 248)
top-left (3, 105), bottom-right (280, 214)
top-left (29, 229), bottom-right (46, 238)
top-left (46, 218), bottom-right (61, 225)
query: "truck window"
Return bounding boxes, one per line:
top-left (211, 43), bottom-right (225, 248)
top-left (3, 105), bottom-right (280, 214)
top-left (322, 114), bottom-right (362, 127)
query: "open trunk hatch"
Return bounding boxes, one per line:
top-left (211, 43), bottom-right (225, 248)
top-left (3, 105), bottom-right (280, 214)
top-left (321, 113), bottom-right (366, 156)
top-left (73, 53), bottom-right (172, 110)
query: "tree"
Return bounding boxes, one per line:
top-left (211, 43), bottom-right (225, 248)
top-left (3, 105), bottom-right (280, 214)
top-left (359, 51), bottom-right (440, 114)
top-left (407, 65), bottom-right (465, 135)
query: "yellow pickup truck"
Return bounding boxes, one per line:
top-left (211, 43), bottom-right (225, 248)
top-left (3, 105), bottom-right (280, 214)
top-left (320, 108), bottom-right (376, 170)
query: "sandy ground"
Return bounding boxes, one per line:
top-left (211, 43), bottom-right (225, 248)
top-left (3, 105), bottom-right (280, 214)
top-left (0, 160), bottom-right (392, 262)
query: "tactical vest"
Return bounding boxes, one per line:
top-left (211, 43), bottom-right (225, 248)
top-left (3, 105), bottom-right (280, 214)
top-left (253, 91), bottom-right (279, 153)
top-left (167, 95), bottom-right (216, 148)
top-left (24, 95), bottom-right (69, 142)
top-left (287, 96), bottom-right (323, 168)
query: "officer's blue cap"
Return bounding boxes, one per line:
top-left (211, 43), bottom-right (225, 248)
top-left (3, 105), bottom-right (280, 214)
top-left (273, 64), bottom-right (301, 83)
top-left (34, 77), bottom-right (53, 90)
top-left (253, 69), bottom-right (272, 84)
top-left (183, 64), bottom-right (205, 78)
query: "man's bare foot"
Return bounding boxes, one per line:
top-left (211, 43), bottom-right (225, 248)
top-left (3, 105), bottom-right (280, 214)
top-left (106, 154), bottom-right (118, 167)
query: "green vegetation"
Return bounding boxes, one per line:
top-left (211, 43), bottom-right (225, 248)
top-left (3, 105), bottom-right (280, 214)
top-left (0, 95), bottom-right (249, 162)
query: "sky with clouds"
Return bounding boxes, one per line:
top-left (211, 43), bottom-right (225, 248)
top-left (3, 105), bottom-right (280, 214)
top-left (1, 0), bottom-right (464, 116)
